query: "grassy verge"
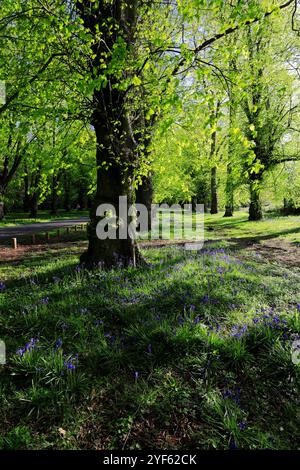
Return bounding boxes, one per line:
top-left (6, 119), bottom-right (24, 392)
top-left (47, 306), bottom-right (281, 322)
top-left (0, 236), bottom-right (299, 449)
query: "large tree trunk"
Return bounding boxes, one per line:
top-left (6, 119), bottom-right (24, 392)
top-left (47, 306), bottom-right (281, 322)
top-left (224, 164), bottom-right (234, 217)
top-left (249, 179), bottom-right (262, 221)
top-left (77, 0), bottom-right (142, 269)
top-left (80, 120), bottom-right (141, 269)
top-left (210, 166), bottom-right (218, 214)
top-left (136, 173), bottom-right (153, 230)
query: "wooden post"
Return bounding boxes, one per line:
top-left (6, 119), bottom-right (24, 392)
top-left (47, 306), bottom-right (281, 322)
top-left (12, 238), bottom-right (17, 250)
top-left (31, 234), bottom-right (36, 244)
top-left (57, 229), bottom-right (60, 238)
top-left (74, 225), bottom-right (77, 232)
top-left (66, 227), bottom-right (70, 235)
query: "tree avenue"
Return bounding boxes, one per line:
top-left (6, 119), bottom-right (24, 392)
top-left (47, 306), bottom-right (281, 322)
top-left (0, 0), bottom-right (298, 267)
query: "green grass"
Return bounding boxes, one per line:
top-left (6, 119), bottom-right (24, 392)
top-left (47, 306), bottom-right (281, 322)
top-left (0, 222), bottom-right (300, 449)
top-left (0, 210), bottom-right (89, 228)
top-left (203, 211), bottom-right (300, 243)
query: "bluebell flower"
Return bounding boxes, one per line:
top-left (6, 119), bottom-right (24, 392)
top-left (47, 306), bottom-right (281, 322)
top-left (64, 355), bottom-right (78, 371)
top-left (0, 281), bottom-right (6, 291)
top-left (16, 337), bottom-right (39, 357)
top-left (54, 338), bottom-right (63, 350)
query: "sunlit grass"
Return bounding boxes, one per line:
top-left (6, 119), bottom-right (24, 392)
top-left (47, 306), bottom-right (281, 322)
top-left (0, 231), bottom-right (299, 449)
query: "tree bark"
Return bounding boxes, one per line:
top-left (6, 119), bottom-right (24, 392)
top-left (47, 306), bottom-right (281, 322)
top-left (0, 200), bottom-right (4, 220)
top-left (80, 119), bottom-right (141, 269)
top-left (50, 173), bottom-right (59, 215)
top-left (135, 173), bottom-right (153, 230)
top-left (23, 172), bottom-right (30, 212)
top-left (249, 179), bottom-right (263, 221)
top-left (63, 171), bottom-right (71, 211)
top-left (224, 164), bottom-right (234, 217)
top-left (29, 167), bottom-right (41, 218)
top-left (210, 166), bottom-right (218, 214)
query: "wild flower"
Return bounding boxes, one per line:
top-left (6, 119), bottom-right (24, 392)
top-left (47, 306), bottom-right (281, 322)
top-left (54, 338), bottom-right (63, 350)
top-left (0, 281), bottom-right (6, 291)
top-left (41, 296), bottom-right (49, 304)
top-left (147, 344), bottom-right (152, 354)
top-left (64, 354), bottom-right (78, 371)
top-left (134, 371), bottom-right (139, 380)
top-left (16, 337), bottom-right (39, 357)
top-left (238, 421), bottom-right (247, 431)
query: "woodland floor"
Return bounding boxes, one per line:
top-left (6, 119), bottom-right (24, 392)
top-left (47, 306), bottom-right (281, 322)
top-left (0, 211), bottom-right (299, 450)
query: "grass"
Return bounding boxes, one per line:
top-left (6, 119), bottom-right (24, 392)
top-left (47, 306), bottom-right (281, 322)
top-left (0, 210), bottom-right (89, 228)
top-left (203, 211), bottom-right (300, 243)
top-left (0, 213), bottom-right (300, 449)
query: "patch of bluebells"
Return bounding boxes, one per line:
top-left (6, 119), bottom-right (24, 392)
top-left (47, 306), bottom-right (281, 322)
top-left (222, 386), bottom-right (241, 405)
top-left (238, 421), bottom-right (247, 431)
top-left (41, 296), bottom-right (49, 305)
top-left (16, 337), bottom-right (39, 357)
top-left (0, 281), bottom-right (6, 291)
top-left (54, 338), bottom-right (63, 351)
top-left (63, 354), bottom-right (78, 371)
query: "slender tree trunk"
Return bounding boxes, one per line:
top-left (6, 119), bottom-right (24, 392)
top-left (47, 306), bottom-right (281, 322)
top-left (249, 178), bottom-right (263, 221)
top-left (29, 167), bottom-right (41, 218)
top-left (135, 173), bottom-right (153, 230)
top-left (210, 166), bottom-right (218, 214)
top-left (23, 172), bottom-right (30, 212)
top-left (63, 171), bottom-right (71, 211)
top-left (224, 164), bottom-right (234, 217)
top-left (0, 199), bottom-right (4, 220)
top-left (209, 105), bottom-right (218, 215)
top-left (50, 174), bottom-right (59, 215)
